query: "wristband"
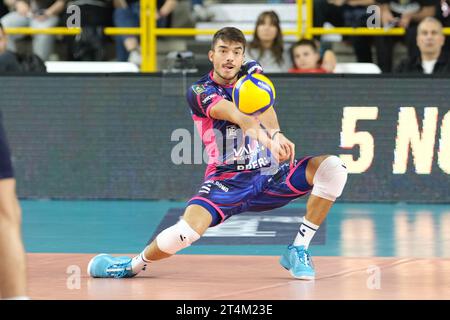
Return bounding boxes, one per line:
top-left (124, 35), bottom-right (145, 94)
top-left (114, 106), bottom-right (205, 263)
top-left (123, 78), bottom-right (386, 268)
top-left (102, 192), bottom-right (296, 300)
top-left (271, 130), bottom-right (282, 139)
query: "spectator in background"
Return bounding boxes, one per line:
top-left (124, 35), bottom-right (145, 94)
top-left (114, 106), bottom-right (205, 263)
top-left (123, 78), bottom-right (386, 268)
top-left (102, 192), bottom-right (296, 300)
top-left (436, 0), bottom-right (450, 51)
top-left (288, 39), bottom-right (337, 73)
top-left (0, 22), bottom-right (21, 71)
top-left (0, 21), bottom-right (46, 72)
top-left (113, 0), bottom-right (177, 66)
top-left (246, 10), bottom-right (290, 72)
top-left (192, 0), bottom-right (214, 22)
top-left (0, 0), bottom-right (66, 61)
top-left (314, 0), bottom-right (375, 63)
top-left (375, 0), bottom-right (438, 72)
top-left (65, 0), bottom-right (114, 61)
top-left (395, 17), bottom-right (450, 73)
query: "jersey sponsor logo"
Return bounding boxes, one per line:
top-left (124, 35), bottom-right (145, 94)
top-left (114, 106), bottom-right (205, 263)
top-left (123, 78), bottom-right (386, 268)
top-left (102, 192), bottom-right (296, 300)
top-left (214, 180), bottom-right (229, 192)
top-left (201, 93), bottom-right (217, 105)
top-left (192, 84), bottom-right (206, 94)
top-left (226, 125), bottom-right (238, 138)
top-left (233, 143), bottom-right (265, 157)
top-left (236, 157), bottom-right (270, 170)
top-left (231, 143), bottom-right (269, 164)
top-left (199, 183), bottom-right (212, 194)
top-left (199, 181), bottom-right (229, 193)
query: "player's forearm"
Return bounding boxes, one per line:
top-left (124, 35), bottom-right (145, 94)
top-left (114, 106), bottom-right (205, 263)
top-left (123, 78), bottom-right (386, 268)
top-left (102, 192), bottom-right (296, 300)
top-left (256, 106), bottom-right (280, 138)
top-left (209, 99), bottom-right (272, 148)
top-left (236, 113), bottom-right (272, 149)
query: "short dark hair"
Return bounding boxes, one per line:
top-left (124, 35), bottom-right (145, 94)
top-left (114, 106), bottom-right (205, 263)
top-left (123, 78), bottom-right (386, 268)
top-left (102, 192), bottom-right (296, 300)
top-left (211, 27), bottom-right (246, 52)
top-left (290, 39), bottom-right (319, 66)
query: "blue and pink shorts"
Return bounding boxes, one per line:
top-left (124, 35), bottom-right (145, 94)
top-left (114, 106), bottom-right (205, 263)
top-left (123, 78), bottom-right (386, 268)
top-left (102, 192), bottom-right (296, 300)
top-left (187, 156), bottom-right (313, 226)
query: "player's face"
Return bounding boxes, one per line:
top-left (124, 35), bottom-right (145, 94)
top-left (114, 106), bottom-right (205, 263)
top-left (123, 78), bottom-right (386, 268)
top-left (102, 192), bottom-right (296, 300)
top-left (0, 29), bottom-right (7, 54)
top-left (257, 17), bottom-right (278, 43)
top-left (209, 39), bottom-right (245, 81)
top-left (292, 45), bottom-right (320, 70)
top-left (417, 21), bottom-right (445, 56)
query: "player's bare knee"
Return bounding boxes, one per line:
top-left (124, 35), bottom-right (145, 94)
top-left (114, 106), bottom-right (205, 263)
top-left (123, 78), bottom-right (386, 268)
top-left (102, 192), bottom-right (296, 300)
top-left (156, 218), bottom-right (201, 255)
top-left (311, 155), bottom-right (348, 202)
top-left (183, 204), bottom-right (213, 235)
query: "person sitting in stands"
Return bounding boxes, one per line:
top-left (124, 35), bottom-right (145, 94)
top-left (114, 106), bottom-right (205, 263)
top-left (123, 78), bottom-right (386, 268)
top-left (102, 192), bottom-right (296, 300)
top-left (288, 39), bottom-right (336, 73)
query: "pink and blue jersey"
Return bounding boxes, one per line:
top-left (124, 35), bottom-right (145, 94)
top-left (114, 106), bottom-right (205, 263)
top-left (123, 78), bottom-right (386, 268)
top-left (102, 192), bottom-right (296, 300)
top-left (186, 62), bottom-right (314, 226)
top-left (186, 63), bottom-right (272, 179)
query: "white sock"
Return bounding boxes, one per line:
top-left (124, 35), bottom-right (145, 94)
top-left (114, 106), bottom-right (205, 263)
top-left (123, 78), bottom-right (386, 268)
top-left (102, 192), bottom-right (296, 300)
top-left (293, 217), bottom-right (319, 249)
top-left (131, 248), bottom-right (151, 274)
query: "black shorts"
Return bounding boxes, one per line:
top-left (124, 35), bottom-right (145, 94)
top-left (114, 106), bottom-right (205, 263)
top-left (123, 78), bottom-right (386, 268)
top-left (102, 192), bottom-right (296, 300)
top-left (0, 111), bottom-right (14, 179)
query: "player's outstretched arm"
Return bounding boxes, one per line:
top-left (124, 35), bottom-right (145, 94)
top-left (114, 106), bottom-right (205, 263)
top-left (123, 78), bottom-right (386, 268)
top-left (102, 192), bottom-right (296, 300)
top-left (256, 106), bottom-right (279, 137)
top-left (257, 106), bottom-right (295, 164)
top-left (209, 99), bottom-right (284, 159)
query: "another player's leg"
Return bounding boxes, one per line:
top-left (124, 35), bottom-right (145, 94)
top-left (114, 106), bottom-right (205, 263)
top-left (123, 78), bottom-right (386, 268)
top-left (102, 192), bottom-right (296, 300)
top-left (87, 205), bottom-right (212, 278)
top-left (0, 178), bottom-right (27, 299)
top-left (280, 155), bottom-right (348, 280)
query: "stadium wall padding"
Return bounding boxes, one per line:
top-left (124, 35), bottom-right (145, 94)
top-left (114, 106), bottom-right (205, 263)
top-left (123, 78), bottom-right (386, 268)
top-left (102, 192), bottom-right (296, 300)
top-left (1, 74), bottom-right (449, 202)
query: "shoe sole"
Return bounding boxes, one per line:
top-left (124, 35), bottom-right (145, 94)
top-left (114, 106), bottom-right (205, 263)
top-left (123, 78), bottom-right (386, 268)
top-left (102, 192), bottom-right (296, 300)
top-left (87, 253), bottom-right (109, 277)
top-left (289, 269), bottom-right (315, 280)
top-left (280, 257), bottom-right (315, 280)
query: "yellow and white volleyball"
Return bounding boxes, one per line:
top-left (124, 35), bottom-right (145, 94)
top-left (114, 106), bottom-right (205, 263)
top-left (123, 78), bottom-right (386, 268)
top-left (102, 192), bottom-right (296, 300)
top-left (232, 73), bottom-right (276, 115)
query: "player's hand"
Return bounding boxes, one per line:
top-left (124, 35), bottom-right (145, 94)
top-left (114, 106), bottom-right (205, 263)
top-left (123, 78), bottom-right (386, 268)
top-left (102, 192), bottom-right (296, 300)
top-left (270, 132), bottom-right (295, 163)
top-left (241, 59), bottom-right (264, 75)
top-left (268, 139), bottom-right (286, 164)
top-left (274, 133), bottom-right (295, 165)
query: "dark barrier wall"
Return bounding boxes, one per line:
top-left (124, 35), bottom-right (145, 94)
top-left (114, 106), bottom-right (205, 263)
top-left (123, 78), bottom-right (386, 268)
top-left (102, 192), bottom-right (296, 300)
top-left (0, 75), bottom-right (449, 202)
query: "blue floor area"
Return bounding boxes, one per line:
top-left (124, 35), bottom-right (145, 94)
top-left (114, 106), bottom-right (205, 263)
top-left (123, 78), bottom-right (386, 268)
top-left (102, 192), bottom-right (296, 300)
top-left (21, 200), bottom-right (450, 257)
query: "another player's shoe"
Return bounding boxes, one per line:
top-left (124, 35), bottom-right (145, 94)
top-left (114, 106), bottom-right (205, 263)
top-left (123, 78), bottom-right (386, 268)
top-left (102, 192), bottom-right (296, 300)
top-left (279, 245), bottom-right (315, 280)
top-left (87, 254), bottom-right (137, 278)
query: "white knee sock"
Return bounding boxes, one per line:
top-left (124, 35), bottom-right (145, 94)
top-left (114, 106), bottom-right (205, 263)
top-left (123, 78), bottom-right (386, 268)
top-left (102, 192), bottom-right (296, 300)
top-left (293, 217), bottom-right (319, 249)
top-left (131, 247), bottom-right (152, 274)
